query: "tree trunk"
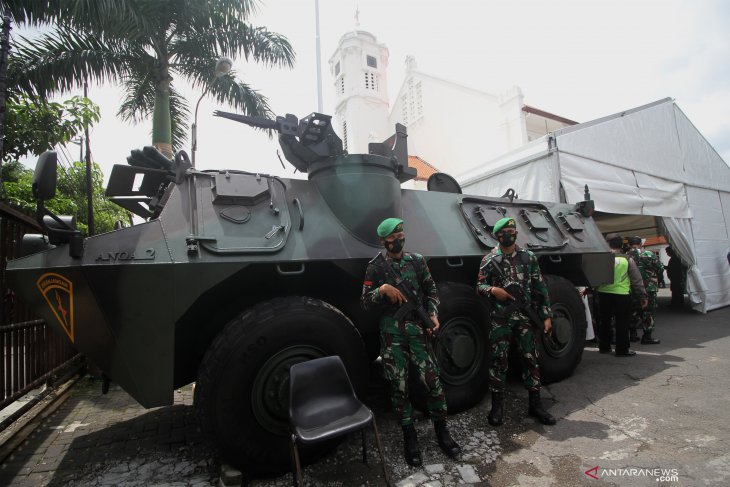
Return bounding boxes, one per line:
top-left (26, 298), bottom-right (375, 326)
top-left (152, 82), bottom-right (173, 159)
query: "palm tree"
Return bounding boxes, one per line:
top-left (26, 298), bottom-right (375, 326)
top-left (7, 0), bottom-right (295, 158)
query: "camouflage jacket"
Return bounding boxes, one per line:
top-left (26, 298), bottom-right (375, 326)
top-left (476, 246), bottom-right (552, 320)
top-left (627, 247), bottom-right (663, 292)
top-left (361, 252), bottom-right (439, 335)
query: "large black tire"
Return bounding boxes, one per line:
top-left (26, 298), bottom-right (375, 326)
top-left (194, 296), bottom-right (368, 476)
top-left (411, 282), bottom-right (491, 414)
top-left (538, 275), bottom-right (586, 382)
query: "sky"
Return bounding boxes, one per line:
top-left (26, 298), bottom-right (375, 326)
top-left (15, 0), bottom-right (730, 183)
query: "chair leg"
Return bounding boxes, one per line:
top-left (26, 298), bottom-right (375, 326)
top-left (371, 419), bottom-right (391, 486)
top-left (290, 434), bottom-right (304, 487)
top-left (361, 428), bottom-right (368, 465)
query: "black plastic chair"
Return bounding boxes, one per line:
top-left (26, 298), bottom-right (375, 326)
top-left (288, 355), bottom-right (390, 486)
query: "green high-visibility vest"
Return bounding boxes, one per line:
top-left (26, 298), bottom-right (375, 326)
top-left (598, 255), bottom-right (630, 295)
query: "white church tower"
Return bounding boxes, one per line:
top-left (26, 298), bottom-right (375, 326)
top-left (328, 30), bottom-right (390, 154)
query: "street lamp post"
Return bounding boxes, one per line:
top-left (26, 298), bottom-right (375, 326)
top-left (191, 57), bottom-right (233, 167)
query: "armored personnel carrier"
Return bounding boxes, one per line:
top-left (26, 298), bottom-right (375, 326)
top-left (6, 111), bottom-right (612, 475)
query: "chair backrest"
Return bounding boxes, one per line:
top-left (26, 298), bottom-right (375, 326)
top-left (289, 356), bottom-right (358, 422)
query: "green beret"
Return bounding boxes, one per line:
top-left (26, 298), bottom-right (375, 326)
top-left (493, 217), bottom-right (516, 234)
top-left (377, 218), bottom-right (404, 237)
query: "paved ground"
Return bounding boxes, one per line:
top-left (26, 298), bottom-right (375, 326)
top-left (0, 294), bottom-right (729, 486)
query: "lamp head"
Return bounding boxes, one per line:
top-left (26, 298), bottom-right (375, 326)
top-left (215, 57), bottom-right (233, 78)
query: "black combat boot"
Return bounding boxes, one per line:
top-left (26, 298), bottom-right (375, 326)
top-left (402, 424), bottom-right (422, 467)
top-left (641, 331), bottom-right (661, 344)
top-left (434, 419), bottom-right (461, 458)
top-left (487, 391), bottom-right (504, 427)
top-left (629, 328), bottom-right (639, 342)
top-left (528, 390), bottom-right (556, 425)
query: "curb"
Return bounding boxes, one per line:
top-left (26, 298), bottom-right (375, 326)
top-left (0, 373), bottom-right (82, 465)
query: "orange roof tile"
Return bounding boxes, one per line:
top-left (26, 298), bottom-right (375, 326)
top-left (644, 236), bottom-right (667, 246)
top-left (408, 155), bottom-right (440, 181)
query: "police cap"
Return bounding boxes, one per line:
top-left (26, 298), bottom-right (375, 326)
top-left (628, 236), bottom-right (642, 245)
top-left (605, 233), bottom-right (623, 249)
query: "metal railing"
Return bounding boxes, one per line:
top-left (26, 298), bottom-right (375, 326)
top-left (0, 201), bottom-right (80, 412)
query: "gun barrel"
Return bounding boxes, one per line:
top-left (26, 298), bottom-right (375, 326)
top-left (213, 110), bottom-right (278, 130)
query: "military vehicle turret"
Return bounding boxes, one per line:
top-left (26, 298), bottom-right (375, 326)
top-left (6, 111), bottom-right (612, 475)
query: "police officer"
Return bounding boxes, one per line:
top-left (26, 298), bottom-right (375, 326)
top-left (627, 236), bottom-right (662, 344)
top-left (596, 234), bottom-right (647, 356)
top-left (476, 217), bottom-right (556, 426)
top-left (361, 218), bottom-right (460, 467)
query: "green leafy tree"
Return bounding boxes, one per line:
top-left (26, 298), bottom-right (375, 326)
top-left (0, 92), bottom-right (128, 234)
top-left (3, 160), bottom-right (130, 236)
top-left (8, 0), bottom-right (295, 158)
top-left (2, 94), bottom-right (100, 162)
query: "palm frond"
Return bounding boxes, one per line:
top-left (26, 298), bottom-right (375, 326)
top-left (11, 27), bottom-right (148, 98)
top-left (169, 85), bottom-right (191, 151)
top-left (57, 1), bottom-right (160, 42)
top-left (209, 74), bottom-right (272, 118)
top-left (172, 22), bottom-right (295, 69)
top-left (1, 0), bottom-right (63, 25)
top-left (173, 59), bottom-right (269, 118)
top-left (171, 0), bottom-right (261, 31)
top-left (117, 70), bottom-right (156, 123)
top-left (170, 55), bottom-right (221, 93)
top-left (2, 1), bottom-right (159, 36)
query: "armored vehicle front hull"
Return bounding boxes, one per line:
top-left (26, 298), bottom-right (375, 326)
top-left (7, 117), bottom-right (613, 474)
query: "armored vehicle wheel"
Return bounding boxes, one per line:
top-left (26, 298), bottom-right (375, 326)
top-left (538, 275), bottom-right (586, 382)
top-left (411, 282), bottom-right (490, 413)
top-left (194, 296), bottom-right (368, 476)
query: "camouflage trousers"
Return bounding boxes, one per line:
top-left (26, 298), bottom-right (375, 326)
top-left (380, 327), bottom-right (447, 425)
top-left (489, 314), bottom-right (541, 392)
top-left (630, 291), bottom-right (658, 334)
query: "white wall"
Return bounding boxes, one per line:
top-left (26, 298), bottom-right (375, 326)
top-left (388, 72), bottom-right (527, 176)
top-left (330, 31), bottom-right (391, 154)
top-left (684, 187), bottom-right (730, 310)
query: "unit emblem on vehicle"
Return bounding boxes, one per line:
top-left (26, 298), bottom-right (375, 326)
top-left (36, 273), bottom-right (74, 342)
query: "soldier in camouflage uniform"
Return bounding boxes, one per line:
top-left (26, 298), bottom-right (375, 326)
top-left (361, 218), bottom-right (460, 466)
top-left (476, 217), bottom-right (556, 426)
top-left (627, 236), bottom-right (662, 344)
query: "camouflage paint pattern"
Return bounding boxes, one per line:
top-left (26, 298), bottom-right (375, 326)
top-left (489, 314), bottom-right (541, 391)
top-left (477, 246), bottom-right (551, 392)
top-left (630, 290), bottom-right (658, 333)
top-left (379, 329), bottom-right (447, 425)
top-left (627, 247), bottom-right (663, 292)
top-left (476, 247), bottom-right (552, 321)
top-left (628, 247), bottom-right (663, 333)
top-left (361, 251), bottom-right (446, 424)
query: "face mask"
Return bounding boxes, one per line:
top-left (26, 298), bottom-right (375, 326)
top-left (385, 237), bottom-right (405, 254)
top-left (498, 232), bottom-right (516, 247)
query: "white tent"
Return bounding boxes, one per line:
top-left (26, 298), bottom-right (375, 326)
top-left (458, 98), bottom-right (730, 313)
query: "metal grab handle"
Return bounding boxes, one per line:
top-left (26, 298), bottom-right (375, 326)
top-left (276, 263), bottom-right (306, 275)
top-left (292, 197), bottom-right (304, 231)
top-left (446, 257), bottom-right (464, 268)
top-left (549, 255), bottom-right (562, 263)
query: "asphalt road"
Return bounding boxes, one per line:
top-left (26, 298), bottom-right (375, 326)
top-left (256, 295), bottom-right (730, 487)
top-left (1, 294), bottom-right (728, 486)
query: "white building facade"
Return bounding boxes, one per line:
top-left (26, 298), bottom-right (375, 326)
top-left (328, 30), bottom-right (391, 154)
top-left (329, 30), bottom-right (576, 180)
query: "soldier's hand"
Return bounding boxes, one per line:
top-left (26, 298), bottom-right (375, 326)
top-left (641, 298), bottom-right (648, 309)
top-left (429, 315), bottom-right (440, 335)
top-left (491, 287), bottom-right (514, 302)
top-left (379, 284), bottom-right (406, 304)
top-left (544, 318), bottom-right (553, 335)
